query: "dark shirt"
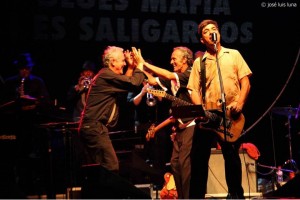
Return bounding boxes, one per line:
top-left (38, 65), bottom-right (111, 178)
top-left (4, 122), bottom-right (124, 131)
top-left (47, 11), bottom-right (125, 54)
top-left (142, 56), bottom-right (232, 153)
top-left (1, 74), bottom-right (50, 115)
top-left (158, 67), bottom-right (192, 104)
top-left (157, 67), bottom-right (193, 123)
top-left (80, 67), bottom-right (144, 128)
top-left (3, 74), bottom-right (49, 102)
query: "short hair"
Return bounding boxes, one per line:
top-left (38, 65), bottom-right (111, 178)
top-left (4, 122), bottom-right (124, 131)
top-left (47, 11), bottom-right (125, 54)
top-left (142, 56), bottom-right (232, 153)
top-left (173, 46), bottom-right (194, 67)
top-left (102, 46), bottom-right (124, 67)
top-left (198, 19), bottom-right (219, 37)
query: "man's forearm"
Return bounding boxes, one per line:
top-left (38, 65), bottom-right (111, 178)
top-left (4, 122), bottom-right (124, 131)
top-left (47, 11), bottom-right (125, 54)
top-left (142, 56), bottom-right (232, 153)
top-left (190, 90), bottom-right (201, 105)
top-left (144, 62), bottom-right (175, 80)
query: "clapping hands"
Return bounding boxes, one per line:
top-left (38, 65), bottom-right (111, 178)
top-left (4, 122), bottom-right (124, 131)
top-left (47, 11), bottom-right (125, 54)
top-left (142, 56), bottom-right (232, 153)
top-left (131, 47), bottom-right (145, 71)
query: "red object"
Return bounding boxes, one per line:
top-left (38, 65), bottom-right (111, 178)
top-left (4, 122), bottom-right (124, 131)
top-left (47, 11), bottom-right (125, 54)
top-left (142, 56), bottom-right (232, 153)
top-left (240, 143), bottom-right (260, 160)
top-left (289, 172), bottom-right (295, 179)
top-left (160, 172), bottom-right (178, 199)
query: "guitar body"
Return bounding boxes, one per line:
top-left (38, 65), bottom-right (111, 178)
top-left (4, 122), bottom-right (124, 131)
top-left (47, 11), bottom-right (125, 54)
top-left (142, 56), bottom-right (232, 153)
top-left (198, 110), bottom-right (245, 142)
top-left (146, 88), bottom-right (245, 143)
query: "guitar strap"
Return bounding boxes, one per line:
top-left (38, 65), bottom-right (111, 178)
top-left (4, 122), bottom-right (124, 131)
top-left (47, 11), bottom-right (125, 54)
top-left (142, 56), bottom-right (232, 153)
top-left (200, 57), bottom-right (206, 105)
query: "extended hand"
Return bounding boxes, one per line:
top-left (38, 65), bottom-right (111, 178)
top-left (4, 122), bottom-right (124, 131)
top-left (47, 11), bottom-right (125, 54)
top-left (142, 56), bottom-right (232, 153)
top-left (124, 49), bottom-right (136, 68)
top-left (131, 47), bottom-right (145, 70)
top-left (141, 83), bottom-right (149, 95)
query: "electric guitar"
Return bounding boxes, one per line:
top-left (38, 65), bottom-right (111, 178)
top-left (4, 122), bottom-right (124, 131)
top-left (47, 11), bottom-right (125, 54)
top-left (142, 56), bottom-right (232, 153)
top-left (147, 89), bottom-right (245, 142)
top-left (146, 117), bottom-right (176, 142)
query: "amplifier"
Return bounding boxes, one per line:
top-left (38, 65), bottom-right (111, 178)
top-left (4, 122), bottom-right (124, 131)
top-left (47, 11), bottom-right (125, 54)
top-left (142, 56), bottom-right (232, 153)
top-left (207, 149), bottom-right (257, 195)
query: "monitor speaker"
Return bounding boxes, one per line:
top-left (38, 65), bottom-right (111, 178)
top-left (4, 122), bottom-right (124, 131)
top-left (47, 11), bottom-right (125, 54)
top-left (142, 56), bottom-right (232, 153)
top-left (207, 149), bottom-right (257, 195)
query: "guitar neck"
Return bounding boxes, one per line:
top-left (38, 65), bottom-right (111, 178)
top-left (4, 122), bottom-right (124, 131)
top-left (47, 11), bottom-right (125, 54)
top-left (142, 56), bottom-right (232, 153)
top-left (155, 117), bottom-right (175, 132)
top-left (164, 93), bottom-right (193, 106)
top-left (147, 88), bottom-right (193, 106)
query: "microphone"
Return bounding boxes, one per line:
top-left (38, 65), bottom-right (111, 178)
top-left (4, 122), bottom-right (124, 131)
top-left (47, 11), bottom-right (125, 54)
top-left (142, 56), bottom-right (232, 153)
top-left (211, 32), bottom-right (217, 43)
top-left (211, 32), bottom-right (218, 52)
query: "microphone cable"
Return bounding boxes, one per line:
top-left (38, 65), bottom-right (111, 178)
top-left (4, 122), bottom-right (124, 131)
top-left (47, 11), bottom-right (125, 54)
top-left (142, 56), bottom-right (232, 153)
top-left (241, 47), bottom-right (300, 137)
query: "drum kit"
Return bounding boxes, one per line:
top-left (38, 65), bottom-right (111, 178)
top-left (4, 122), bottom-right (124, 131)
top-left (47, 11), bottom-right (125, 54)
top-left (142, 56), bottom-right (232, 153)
top-left (271, 105), bottom-right (300, 172)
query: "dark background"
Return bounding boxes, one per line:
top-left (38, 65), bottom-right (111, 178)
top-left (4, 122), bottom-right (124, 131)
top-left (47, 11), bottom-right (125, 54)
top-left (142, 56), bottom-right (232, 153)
top-left (0, 0), bottom-right (299, 195)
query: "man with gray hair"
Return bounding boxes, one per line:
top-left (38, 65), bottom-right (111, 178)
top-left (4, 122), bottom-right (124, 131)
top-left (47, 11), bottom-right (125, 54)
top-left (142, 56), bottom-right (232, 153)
top-left (132, 46), bottom-right (198, 199)
top-left (78, 46), bottom-right (145, 173)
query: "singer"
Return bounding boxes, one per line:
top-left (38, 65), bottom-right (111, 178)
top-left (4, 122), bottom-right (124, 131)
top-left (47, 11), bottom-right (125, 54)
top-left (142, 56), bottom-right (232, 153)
top-left (187, 19), bottom-right (252, 199)
top-left (211, 32), bottom-right (218, 52)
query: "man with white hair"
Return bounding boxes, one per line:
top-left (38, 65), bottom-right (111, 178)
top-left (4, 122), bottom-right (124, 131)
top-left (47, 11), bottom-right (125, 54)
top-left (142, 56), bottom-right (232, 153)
top-left (78, 46), bottom-right (145, 173)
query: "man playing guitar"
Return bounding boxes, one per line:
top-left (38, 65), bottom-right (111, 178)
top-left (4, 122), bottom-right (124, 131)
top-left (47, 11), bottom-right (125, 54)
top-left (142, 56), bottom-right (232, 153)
top-left (132, 46), bottom-right (197, 199)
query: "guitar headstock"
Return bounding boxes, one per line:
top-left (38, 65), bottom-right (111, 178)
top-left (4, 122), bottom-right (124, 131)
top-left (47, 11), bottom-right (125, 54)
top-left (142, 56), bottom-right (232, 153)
top-left (147, 88), bottom-right (166, 98)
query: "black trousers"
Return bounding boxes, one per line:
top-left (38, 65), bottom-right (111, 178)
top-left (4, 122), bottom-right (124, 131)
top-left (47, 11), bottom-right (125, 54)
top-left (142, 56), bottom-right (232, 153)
top-left (189, 127), bottom-right (244, 199)
top-left (170, 125), bottom-right (195, 199)
top-left (79, 121), bottom-right (119, 172)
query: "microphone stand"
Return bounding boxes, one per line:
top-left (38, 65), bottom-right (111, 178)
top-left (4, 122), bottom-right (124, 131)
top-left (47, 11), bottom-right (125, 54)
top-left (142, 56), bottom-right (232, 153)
top-left (214, 43), bottom-right (228, 142)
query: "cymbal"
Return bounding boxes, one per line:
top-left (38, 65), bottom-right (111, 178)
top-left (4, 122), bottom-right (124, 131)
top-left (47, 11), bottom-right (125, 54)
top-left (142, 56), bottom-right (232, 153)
top-left (272, 107), bottom-right (298, 117)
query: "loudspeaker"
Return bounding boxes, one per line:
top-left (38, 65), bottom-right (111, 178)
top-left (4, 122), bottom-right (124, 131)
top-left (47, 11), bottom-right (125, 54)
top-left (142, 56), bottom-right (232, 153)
top-left (80, 164), bottom-right (151, 199)
top-left (265, 173), bottom-right (300, 198)
top-left (207, 149), bottom-right (257, 194)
